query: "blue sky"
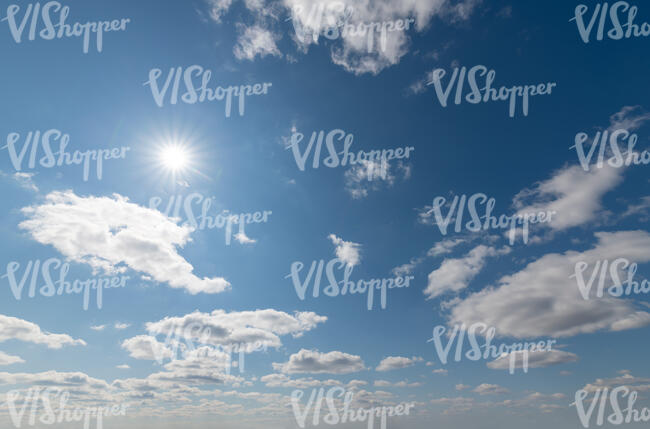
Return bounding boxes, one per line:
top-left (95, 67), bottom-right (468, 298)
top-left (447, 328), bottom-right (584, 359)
top-left (0, 0), bottom-right (649, 428)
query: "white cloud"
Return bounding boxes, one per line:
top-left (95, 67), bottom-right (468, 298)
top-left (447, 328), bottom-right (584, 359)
top-left (273, 349), bottom-right (366, 374)
top-left (446, 231), bottom-right (650, 338)
top-left (205, 0), bottom-right (234, 23)
top-left (487, 350), bottom-right (578, 370)
top-left (13, 172), bottom-right (38, 192)
top-left (116, 364), bottom-right (130, 369)
top-left (428, 238), bottom-right (466, 257)
top-left (328, 234), bottom-right (361, 266)
top-left (344, 160), bottom-right (410, 198)
top-left (432, 368), bottom-right (448, 375)
top-left (90, 325), bottom-right (106, 331)
top-left (473, 383), bottom-right (509, 395)
top-left (455, 383), bottom-right (471, 391)
top-left (0, 351), bottom-right (24, 366)
top-left (234, 25), bottom-right (282, 60)
top-left (513, 163), bottom-right (624, 232)
top-left (286, 0), bottom-right (480, 75)
top-left (424, 245), bottom-right (510, 299)
top-left (19, 191), bottom-right (230, 295)
top-left (260, 373), bottom-right (341, 388)
top-left (122, 309), bottom-right (327, 360)
top-left (608, 105), bottom-right (650, 132)
top-left (114, 323), bottom-right (131, 330)
top-left (0, 314), bottom-right (86, 349)
top-left (375, 356), bottom-right (422, 372)
top-left (233, 231), bottom-right (257, 244)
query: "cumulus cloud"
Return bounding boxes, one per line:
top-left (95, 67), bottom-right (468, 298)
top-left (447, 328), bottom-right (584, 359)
top-left (424, 245), bottom-right (510, 299)
top-left (473, 383), bottom-right (509, 395)
top-left (328, 234), bottom-right (361, 266)
top-left (273, 349), bottom-right (366, 374)
top-left (234, 25), bottom-right (282, 60)
top-left (375, 356), bottom-right (422, 372)
top-left (122, 309), bottom-right (327, 360)
top-left (260, 373), bottom-right (341, 388)
top-left (0, 351), bottom-right (24, 366)
top-left (0, 315), bottom-right (86, 349)
top-left (285, 0), bottom-right (481, 75)
top-left (446, 231), bottom-right (650, 338)
top-left (512, 163), bottom-right (624, 232)
top-left (19, 191), bottom-right (230, 295)
top-left (487, 350), bottom-right (579, 370)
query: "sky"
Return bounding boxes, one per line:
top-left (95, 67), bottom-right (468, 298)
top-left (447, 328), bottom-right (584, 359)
top-left (0, 0), bottom-right (649, 428)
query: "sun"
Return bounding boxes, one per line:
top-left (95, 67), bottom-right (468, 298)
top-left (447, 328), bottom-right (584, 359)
top-left (159, 144), bottom-right (189, 172)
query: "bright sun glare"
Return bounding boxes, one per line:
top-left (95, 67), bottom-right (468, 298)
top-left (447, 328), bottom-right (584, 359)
top-left (160, 145), bottom-right (189, 172)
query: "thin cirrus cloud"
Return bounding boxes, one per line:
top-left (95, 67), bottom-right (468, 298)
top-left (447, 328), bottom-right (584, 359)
top-left (0, 314), bottom-right (86, 349)
top-left (19, 190), bottom-right (231, 295)
top-left (272, 349), bottom-right (366, 374)
top-left (446, 230), bottom-right (650, 339)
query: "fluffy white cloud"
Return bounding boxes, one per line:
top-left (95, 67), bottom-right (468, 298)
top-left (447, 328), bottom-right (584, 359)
top-left (513, 163), bottom-right (623, 232)
top-left (447, 231), bottom-right (650, 338)
top-left (115, 323), bottom-right (131, 330)
top-left (122, 309), bottom-right (327, 360)
top-left (375, 356), bottom-right (422, 372)
top-left (19, 191), bottom-right (230, 295)
top-left (328, 234), bottom-right (361, 266)
top-left (260, 373), bottom-right (341, 388)
top-left (0, 315), bottom-right (86, 349)
top-left (234, 25), bottom-right (282, 60)
top-left (285, 0), bottom-right (481, 74)
top-left (0, 352), bottom-right (24, 366)
top-left (424, 245), bottom-right (510, 299)
top-left (473, 383), bottom-right (509, 395)
top-left (273, 349), bottom-right (366, 374)
top-left (487, 350), bottom-right (579, 370)
top-left (580, 370), bottom-right (650, 393)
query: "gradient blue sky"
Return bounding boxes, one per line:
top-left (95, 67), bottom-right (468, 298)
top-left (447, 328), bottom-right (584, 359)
top-left (0, 0), bottom-right (649, 428)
